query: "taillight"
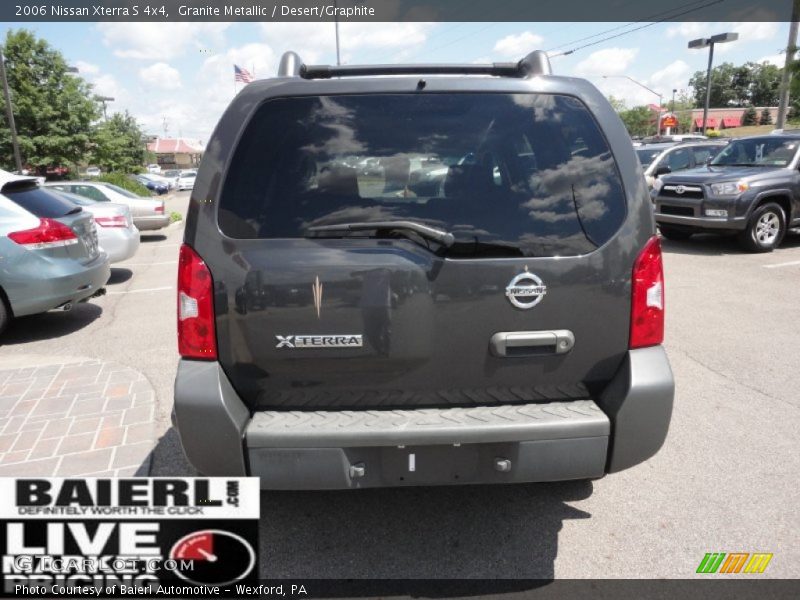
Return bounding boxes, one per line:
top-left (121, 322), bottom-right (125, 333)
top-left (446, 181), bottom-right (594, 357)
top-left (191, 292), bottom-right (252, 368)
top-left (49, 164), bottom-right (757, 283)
top-left (177, 244), bottom-right (217, 360)
top-left (8, 218), bottom-right (78, 249)
top-left (630, 236), bottom-right (665, 349)
top-left (95, 215), bottom-right (127, 228)
top-left (156, 203), bottom-right (165, 214)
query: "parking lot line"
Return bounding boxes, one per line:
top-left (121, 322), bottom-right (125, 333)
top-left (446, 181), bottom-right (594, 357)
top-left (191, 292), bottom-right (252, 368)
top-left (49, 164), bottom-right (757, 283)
top-left (763, 260), bottom-right (800, 269)
top-left (106, 286), bottom-right (174, 295)
top-left (120, 261), bottom-right (178, 266)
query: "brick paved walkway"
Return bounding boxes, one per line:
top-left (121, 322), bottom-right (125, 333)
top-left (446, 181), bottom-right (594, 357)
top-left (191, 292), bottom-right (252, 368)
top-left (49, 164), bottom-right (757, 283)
top-left (0, 359), bottom-right (157, 476)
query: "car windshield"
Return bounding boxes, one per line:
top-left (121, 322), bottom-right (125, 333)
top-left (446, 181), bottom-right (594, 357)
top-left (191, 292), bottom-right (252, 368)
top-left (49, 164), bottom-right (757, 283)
top-left (102, 183), bottom-right (142, 198)
top-left (218, 93), bottom-right (628, 257)
top-left (182, 172), bottom-right (196, 178)
top-left (710, 137), bottom-right (799, 167)
top-left (164, 170), bottom-right (180, 177)
top-left (636, 148), bottom-right (665, 167)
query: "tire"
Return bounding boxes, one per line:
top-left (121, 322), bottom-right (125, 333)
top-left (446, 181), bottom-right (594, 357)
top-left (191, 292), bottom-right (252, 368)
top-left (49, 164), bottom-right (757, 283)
top-left (658, 225), bottom-right (693, 241)
top-left (738, 202), bottom-right (786, 253)
top-left (0, 294), bottom-right (9, 337)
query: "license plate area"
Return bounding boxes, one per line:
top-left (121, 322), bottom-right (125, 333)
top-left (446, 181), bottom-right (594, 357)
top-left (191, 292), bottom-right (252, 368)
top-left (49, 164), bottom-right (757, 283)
top-left (379, 444), bottom-right (480, 485)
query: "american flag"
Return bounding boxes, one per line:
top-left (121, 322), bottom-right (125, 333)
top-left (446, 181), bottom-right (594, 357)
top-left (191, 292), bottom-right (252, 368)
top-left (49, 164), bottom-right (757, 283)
top-left (234, 64), bottom-right (253, 84)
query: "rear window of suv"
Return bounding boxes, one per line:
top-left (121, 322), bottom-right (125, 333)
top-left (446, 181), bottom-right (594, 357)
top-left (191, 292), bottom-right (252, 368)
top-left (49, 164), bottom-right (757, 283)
top-left (218, 93), bottom-right (627, 257)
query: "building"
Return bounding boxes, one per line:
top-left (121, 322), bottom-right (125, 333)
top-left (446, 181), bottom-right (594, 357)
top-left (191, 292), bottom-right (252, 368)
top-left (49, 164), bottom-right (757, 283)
top-left (146, 138), bottom-right (204, 169)
top-left (688, 107), bottom-right (779, 132)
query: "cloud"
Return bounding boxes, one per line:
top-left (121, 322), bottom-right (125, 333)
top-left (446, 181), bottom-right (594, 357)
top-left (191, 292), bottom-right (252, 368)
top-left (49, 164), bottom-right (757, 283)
top-left (574, 47), bottom-right (638, 76)
top-left (665, 22), bottom-right (710, 39)
top-left (648, 59), bottom-right (691, 92)
top-left (97, 23), bottom-right (230, 60)
top-left (138, 62), bottom-right (182, 90)
top-left (730, 21), bottom-right (779, 41)
top-left (493, 31), bottom-right (544, 58)
top-left (74, 60), bottom-right (99, 75)
top-left (257, 22), bottom-right (435, 65)
top-left (757, 54), bottom-right (785, 67)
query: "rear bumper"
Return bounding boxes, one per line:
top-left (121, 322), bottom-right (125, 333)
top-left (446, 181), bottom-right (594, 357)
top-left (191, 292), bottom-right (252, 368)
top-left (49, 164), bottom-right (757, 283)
top-left (6, 252), bottom-right (110, 317)
top-left (134, 215), bottom-right (170, 231)
top-left (99, 227), bottom-right (140, 263)
top-left (173, 346), bottom-right (674, 489)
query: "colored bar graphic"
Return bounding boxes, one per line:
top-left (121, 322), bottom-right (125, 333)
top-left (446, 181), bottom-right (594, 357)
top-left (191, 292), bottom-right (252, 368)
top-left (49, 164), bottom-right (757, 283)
top-left (744, 553), bottom-right (773, 574)
top-left (697, 553), bottom-right (727, 573)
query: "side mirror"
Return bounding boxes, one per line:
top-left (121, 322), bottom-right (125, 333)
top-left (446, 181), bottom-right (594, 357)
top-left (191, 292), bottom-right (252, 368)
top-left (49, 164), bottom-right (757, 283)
top-left (655, 165), bottom-right (672, 177)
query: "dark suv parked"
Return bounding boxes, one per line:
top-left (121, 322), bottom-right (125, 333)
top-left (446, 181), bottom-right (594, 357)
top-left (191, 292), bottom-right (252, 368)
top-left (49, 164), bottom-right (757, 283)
top-left (654, 133), bottom-right (800, 252)
top-left (173, 50), bottom-right (674, 489)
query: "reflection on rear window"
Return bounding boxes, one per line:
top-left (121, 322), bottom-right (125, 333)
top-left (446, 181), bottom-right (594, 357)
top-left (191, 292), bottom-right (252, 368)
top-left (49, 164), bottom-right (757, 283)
top-left (219, 93), bottom-right (627, 257)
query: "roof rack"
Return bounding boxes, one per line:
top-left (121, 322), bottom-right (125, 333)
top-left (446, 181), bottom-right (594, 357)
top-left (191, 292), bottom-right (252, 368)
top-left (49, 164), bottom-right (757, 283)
top-left (276, 50), bottom-right (552, 80)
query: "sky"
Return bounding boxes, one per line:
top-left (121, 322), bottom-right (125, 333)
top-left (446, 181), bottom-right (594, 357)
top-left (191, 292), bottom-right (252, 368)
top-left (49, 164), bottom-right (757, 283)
top-left (6, 20), bottom-right (791, 144)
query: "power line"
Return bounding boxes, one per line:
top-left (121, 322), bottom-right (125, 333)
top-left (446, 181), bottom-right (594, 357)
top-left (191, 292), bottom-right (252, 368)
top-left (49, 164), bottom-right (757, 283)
top-left (548, 0), bottom-right (726, 58)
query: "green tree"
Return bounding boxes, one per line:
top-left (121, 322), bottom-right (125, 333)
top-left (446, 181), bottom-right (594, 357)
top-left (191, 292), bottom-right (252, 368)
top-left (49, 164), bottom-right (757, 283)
top-left (759, 107), bottom-right (773, 125)
top-left (749, 62), bottom-right (781, 106)
top-left (607, 95), bottom-right (627, 113)
top-left (90, 112), bottom-right (147, 173)
top-left (618, 106), bottom-right (653, 137)
top-left (689, 62), bottom-right (738, 108)
top-left (742, 106), bottom-right (758, 126)
top-left (0, 29), bottom-right (101, 172)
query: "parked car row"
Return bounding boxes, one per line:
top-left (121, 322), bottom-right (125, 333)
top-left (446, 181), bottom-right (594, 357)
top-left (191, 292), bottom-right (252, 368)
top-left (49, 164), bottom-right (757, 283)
top-left (0, 168), bottom-right (179, 336)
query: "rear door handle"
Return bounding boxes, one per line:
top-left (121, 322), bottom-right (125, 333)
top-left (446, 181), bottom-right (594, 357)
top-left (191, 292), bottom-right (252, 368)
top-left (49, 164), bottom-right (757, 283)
top-left (489, 330), bottom-right (575, 357)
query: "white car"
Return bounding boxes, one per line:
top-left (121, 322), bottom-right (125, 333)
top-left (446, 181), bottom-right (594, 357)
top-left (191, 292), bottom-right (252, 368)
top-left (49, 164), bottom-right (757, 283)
top-left (85, 167), bottom-right (102, 177)
top-left (147, 164), bottom-right (161, 174)
top-left (177, 171), bottom-right (196, 191)
top-left (51, 190), bottom-right (139, 263)
top-left (43, 181), bottom-right (170, 231)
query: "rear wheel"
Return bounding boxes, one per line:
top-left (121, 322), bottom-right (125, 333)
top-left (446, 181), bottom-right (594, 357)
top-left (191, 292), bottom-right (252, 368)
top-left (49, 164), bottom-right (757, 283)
top-left (738, 202), bottom-right (786, 253)
top-left (658, 225), bottom-right (693, 241)
top-left (0, 293), bottom-right (10, 337)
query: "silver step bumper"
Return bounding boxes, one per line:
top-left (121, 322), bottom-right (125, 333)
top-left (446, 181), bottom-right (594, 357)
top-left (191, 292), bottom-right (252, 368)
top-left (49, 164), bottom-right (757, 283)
top-left (173, 346), bottom-right (673, 489)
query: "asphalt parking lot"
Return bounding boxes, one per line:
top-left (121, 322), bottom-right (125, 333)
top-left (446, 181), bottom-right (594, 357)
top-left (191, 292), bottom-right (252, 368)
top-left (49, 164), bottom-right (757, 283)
top-left (1, 191), bottom-right (798, 579)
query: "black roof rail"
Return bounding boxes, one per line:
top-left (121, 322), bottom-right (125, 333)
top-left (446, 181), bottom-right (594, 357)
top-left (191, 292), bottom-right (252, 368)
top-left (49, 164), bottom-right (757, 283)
top-left (288, 50), bottom-right (552, 80)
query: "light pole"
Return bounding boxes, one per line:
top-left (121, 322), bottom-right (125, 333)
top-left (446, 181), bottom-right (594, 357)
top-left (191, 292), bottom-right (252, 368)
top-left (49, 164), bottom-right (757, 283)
top-left (95, 95), bottom-right (115, 121)
top-left (602, 75), bottom-right (663, 137)
top-left (689, 33), bottom-right (738, 135)
top-left (0, 46), bottom-right (22, 172)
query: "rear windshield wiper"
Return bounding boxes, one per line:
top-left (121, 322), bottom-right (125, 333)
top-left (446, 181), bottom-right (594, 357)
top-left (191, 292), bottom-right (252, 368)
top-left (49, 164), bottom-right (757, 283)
top-left (306, 220), bottom-right (455, 247)
top-left (442, 239), bottom-right (526, 258)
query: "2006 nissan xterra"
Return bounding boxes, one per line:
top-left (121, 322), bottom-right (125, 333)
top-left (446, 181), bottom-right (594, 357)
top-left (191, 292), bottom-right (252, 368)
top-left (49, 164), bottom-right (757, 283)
top-left (173, 50), bottom-right (674, 489)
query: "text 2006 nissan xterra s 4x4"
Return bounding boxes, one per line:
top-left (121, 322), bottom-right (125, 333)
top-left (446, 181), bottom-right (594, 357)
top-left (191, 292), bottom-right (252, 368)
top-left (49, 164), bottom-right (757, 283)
top-left (173, 50), bottom-right (674, 489)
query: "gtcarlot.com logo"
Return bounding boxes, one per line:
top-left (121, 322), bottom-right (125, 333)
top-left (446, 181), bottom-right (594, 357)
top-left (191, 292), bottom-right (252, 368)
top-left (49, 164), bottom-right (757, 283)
top-left (696, 552), bottom-right (773, 574)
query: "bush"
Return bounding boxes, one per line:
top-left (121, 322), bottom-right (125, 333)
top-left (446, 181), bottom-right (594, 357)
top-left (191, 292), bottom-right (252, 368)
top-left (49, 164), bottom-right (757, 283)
top-left (97, 172), bottom-right (151, 197)
top-left (759, 108), bottom-right (773, 125)
top-left (741, 106), bottom-right (758, 126)
top-left (706, 130), bottom-right (721, 137)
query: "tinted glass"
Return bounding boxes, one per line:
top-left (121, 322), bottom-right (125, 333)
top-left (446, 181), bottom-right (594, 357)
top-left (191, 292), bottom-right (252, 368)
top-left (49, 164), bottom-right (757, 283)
top-left (636, 148), bottom-right (663, 167)
top-left (4, 186), bottom-right (82, 218)
top-left (219, 94), bottom-right (627, 257)
top-left (666, 148), bottom-right (692, 171)
top-left (692, 145), bottom-right (722, 165)
top-left (71, 185), bottom-right (109, 202)
top-left (711, 137), bottom-right (800, 167)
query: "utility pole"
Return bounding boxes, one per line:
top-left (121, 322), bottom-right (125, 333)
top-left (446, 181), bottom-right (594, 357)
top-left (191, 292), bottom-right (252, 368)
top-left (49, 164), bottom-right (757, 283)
top-left (776, 11), bottom-right (799, 129)
top-left (689, 33), bottom-right (738, 135)
top-left (0, 46), bottom-right (22, 172)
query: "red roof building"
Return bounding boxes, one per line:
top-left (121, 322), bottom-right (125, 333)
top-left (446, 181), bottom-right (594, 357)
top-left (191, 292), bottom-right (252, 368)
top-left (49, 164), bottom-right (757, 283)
top-left (146, 138), bottom-right (204, 169)
top-left (689, 107), bottom-right (778, 131)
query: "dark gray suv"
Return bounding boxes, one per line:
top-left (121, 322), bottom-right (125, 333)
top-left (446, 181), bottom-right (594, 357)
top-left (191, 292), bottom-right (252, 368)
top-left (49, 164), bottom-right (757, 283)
top-left (654, 133), bottom-right (800, 252)
top-left (173, 50), bottom-right (674, 489)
